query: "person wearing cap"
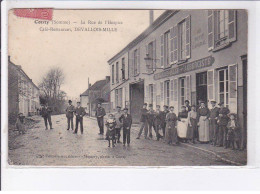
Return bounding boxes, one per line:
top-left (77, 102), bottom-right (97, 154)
top-left (165, 106), bottom-right (178, 145)
top-left (209, 100), bottom-right (220, 146)
top-left (66, 100), bottom-right (75, 131)
top-left (74, 101), bottom-right (86, 134)
top-left (95, 102), bottom-right (106, 135)
top-left (197, 101), bottom-right (210, 143)
top-left (154, 105), bottom-right (163, 141)
top-left (114, 106), bottom-right (123, 143)
top-left (119, 108), bottom-right (132, 146)
top-left (187, 105), bottom-right (197, 143)
top-left (217, 102), bottom-right (230, 148)
top-left (177, 105), bottom-right (189, 142)
top-left (160, 105), bottom-right (169, 138)
top-left (136, 103), bottom-right (148, 139)
top-left (15, 113), bottom-right (25, 134)
top-left (227, 113), bottom-right (241, 150)
top-left (185, 100), bottom-right (191, 112)
top-left (40, 103), bottom-right (53, 130)
top-left (147, 104), bottom-right (155, 139)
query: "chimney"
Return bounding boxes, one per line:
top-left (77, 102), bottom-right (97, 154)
top-left (105, 76), bottom-right (110, 83)
top-left (149, 10), bottom-right (154, 25)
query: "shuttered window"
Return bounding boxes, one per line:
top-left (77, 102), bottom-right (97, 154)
top-left (228, 64), bottom-right (237, 113)
top-left (208, 10), bottom-right (214, 50)
top-left (112, 64), bottom-right (115, 84)
top-left (160, 34), bottom-right (164, 67)
top-left (160, 82), bottom-right (164, 102)
top-left (186, 75), bottom-right (191, 103)
top-left (207, 70), bottom-right (215, 106)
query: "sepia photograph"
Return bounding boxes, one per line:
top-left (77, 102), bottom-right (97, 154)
top-left (7, 8), bottom-right (247, 166)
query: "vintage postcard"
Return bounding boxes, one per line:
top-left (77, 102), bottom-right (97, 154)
top-left (7, 8), bottom-right (248, 166)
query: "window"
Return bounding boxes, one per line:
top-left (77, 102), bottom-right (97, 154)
top-left (112, 64), bottom-right (115, 84)
top-left (218, 68), bottom-right (229, 108)
top-left (164, 31), bottom-right (171, 67)
top-left (149, 84), bottom-right (154, 104)
top-left (115, 88), bottom-right (123, 107)
top-left (217, 10), bottom-right (229, 40)
top-left (122, 58), bottom-right (125, 80)
top-left (178, 20), bottom-right (187, 60)
top-left (133, 49), bottom-right (138, 75)
top-left (116, 62), bottom-right (119, 83)
top-left (179, 77), bottom-right (185, 107)
top-left (164, 81), bottom-right (170, 106)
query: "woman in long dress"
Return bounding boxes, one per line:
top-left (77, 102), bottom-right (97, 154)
top-left (177, 106), bottom-right (189, 142)
top-left (165, 106), bottom-right (178, 145)
top-left (187, 105), bottom-right (197, 144)
top-left (197, 101), bottom-right (210, 143)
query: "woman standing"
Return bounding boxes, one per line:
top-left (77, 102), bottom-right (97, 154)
top-left (177, 106), bottom-right (189, 142)
top-left (197, 101), bottom-right (210, 143)
top-left (165, 106), bottom-right (178, 145)
top-left (187, 105), bottom-right (197, 144)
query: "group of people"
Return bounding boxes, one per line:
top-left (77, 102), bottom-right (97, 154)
top-left (136, 100), bottom-right (242, 150)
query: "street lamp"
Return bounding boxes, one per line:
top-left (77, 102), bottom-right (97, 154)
top-left (144, 53), bottom-right (164, 72)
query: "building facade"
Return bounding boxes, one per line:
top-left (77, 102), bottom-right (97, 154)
top-left (8, 56), bottom-right (40, 117)
top-left (108, 9), bottom-right (247, 146)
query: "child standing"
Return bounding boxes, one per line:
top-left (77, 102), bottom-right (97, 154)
top-left (105, 114), bottom-right (117, 148)
top-left (227, 113), bottom-right (241, 150)
top-left (15, 113), bottom-right (25, 134)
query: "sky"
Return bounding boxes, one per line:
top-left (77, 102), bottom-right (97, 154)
top-left (8, 9), bottom-right (164, 99)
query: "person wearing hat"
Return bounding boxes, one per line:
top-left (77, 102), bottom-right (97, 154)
top-left (185, 100), bottom-right (191, 112)
top-left (217, 102), bottom-right (230, 148)
top-left (136, 103), bottom-right (148, 139)
top-left (147, 104), bottom-right (156, 139)
top-left (119, 108), bottom-right (132, 146)
top-left (209, 100), bottom-right (220, 146)
top-left (66, 100), bottom-right (75, 131)
top-left (165, 106), bottom-right (178, 145)
top-left (197, 101), bottom-right (210, 143)
top-left (160, 105), bottom-right (169, 138)
top-left (227, 113), bottom-right (241, 150)
top-left (40, 103), bottom-right (53, 130)
top-left (153, 105), bottom-right (163, 141)
top-left (177, 105), bottom-right (189, 142)
top-left (95, 102), bottom-right (106, 135)
top-left (74, 101), bottom-right (86, 134)
top-left (114, 106), bottom-right (123, 143)
top-left (187, 105), bottom-right (197, 143)
top-left (15, 113), bottom-right (25, 134)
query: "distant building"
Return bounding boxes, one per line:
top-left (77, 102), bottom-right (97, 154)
top-left (80, 76), bottom-right (110, 116)
top-left (8, 56), bottom-right (40, 117)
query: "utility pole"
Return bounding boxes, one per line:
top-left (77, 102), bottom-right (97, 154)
top-left (88, 77), bottom-right (91, 117)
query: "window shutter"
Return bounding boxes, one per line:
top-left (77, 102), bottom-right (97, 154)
top-left (153, 39), bottom-right (156, 70)
top-left (145, 44), bottom-right (150, 73)
top-left (228, 64), bottom-right (237, 113)
top-left (160, 82), bottom-right (164, 102)
top-left (173, 25), bottom-right (178, 63)
top-left (173, 78), bottom-right (178, 113)
top-left (160, 34), bottom-right (164, 67)
top-left (111, 90), bottom-right (115, 110)
top-left (170, 79), bottom-right (174, 102)
top-left (137, 48), bottom-right (140, 74)
top-left (185, 15), bottom-right (191, 59)
top-left (153, 84), bottom-right (157, 109)
top-left (122, 87), bottom-right (125, 108)
top-left (208, 10), bottom-right (214, 50)
top-left (207, 70), bottom-right (215, 107)
top-left (170, 27), bottom-right (174, 64)
top-left (145, 85), bottom-right (149, 104)
top-left (129, 52), bottom-right (134, 77)
top-left (213, 11), bottom-right (218, 47)
top-left (125, 58), bottom-right (128, 80)
top-left (228, 10), bottom-right (237, 42)
top-left (186, 75), bottom-right (191, 103)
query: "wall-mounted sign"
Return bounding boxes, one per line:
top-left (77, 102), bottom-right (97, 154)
top-left (154, 56), bottom-right (215, 80)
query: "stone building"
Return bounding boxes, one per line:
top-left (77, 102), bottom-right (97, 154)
top-left (108, 10), bottom-right (247, 147)
top-left (8, 56), bottom-right (40, 117)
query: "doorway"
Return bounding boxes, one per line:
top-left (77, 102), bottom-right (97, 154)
top-left (196, 72), bottom-right (207, 105)
top-left (130, 80), bottom-right (144, 123)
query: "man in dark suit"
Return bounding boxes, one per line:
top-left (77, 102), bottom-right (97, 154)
top-left (209, 100), bottom-right (219, 146)
top-left (119, 108), bottom-right (132, 146)
top-left (160, 105), bottom-right (169, 138)
top-left (217, 102), bottom-right (230, 148)
top-left (147, 104), bottom-right (155, 138)
top-left (74, 102), bottom-right (86, 134)
top-left (95, 102), bottom-right (106, 135)
top-left (136, 103), bottom-right (148, 139)
top-left (66, 100), bottom-right (75, 130)
top-left (40, 103), bottom-right (53, 130)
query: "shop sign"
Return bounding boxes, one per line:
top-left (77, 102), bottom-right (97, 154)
top-left (154, 56), bottom-right (215, 80)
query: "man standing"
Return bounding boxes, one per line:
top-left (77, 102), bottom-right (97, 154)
top-left (95, 102), bottom-right (106, 135)
top-left (154, 105), bottom-right (163, 141)
top-left (136, 103), bottom-right (148, 139)
top-left (217, 102), bottom-right (230, 148)
top-left (185, 100), bottom-right (191, 112)
top-left (40, 103), bottom-right (53, 130)
top-left (66, 100), bottom-right (75, 130)
top-left (119, 108), bottom-right (132, 146)
top-left (147, 104), bottom-right (155, 138)
top-left (160, 105), bottom-right (169, 138)
top-left (74, 102), bottom-right (86, 134)
top-left (114, 106), bottom-right (123, 143)
top-left (209, 100), bottom-right (219, 146)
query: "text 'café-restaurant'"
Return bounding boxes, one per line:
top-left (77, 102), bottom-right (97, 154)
top-left (108, 10), bottom-right (247, 134)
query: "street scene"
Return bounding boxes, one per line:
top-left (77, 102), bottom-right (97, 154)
top-left (8, 9), bottom-right (247, 166)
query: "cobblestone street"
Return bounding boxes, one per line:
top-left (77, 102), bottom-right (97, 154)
top-left (8, 114), bottom-right (246, 166)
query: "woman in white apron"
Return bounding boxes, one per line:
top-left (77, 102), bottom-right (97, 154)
top-left (197, 101), bottom-right (210, 143)
top-left (177, 106), bottom-right (189, 142)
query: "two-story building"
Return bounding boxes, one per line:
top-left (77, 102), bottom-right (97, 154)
top-left (108, 10), bottom-right (247, 148)
top-left (8, 56), bottom-right (40, 117)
